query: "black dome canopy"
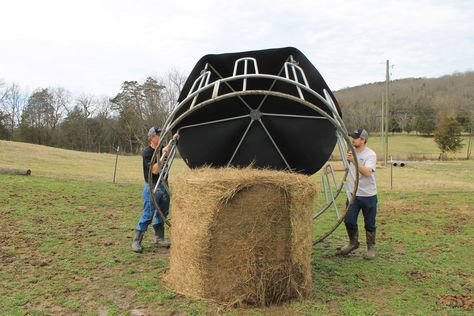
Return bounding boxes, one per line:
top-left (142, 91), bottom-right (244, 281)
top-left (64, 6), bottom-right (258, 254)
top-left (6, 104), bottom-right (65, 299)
top-left (170, 47), bottom-right (341, 175)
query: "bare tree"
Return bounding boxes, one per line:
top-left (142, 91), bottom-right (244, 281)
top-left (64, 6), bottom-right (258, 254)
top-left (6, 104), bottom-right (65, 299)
top-left (159, 68), bottom-right (187, 114)
top-left (0, 80), bottom-right (6, 101)
top-left (96, 96), bottom-right (114, 119)
top-left (91, 96), bottom-right (116, 152)
top-left (50, 87), bottom-right (71, 129)
top-left (1, 83), bottom-right (26, 139)
top-left (75, 94), bottom-right (99, 151)
top-left (76, 94), bottom-right (97, 119)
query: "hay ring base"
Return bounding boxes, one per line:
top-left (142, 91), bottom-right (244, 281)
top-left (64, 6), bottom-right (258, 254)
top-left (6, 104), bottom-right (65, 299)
top-left (165, 167), bottom-right (316, 307)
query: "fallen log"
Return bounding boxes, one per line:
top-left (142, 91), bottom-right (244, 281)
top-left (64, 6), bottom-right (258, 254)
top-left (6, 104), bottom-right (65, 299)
top-left (0, 167), bottom-right (31, 176)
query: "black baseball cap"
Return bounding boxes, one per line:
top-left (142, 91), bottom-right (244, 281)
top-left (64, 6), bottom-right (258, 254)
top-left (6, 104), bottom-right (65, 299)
top-left (350, 129), bottom-right (369, 139)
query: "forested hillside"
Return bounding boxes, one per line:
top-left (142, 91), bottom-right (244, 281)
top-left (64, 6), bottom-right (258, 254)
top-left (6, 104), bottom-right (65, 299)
top-left (0, 71), bottom-right (185, 153)
top-left (1, 71), bottom-right (472, 154)
top-left (335, 71), bottom-right (474, 134)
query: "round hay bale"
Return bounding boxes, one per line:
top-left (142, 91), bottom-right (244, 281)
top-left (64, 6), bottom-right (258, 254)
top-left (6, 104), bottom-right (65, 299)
top-left (165, 167), bottom-right (316, 306)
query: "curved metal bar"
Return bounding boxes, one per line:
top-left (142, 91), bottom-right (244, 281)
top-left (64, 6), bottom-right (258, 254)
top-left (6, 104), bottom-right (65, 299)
top-left (173, 73), bottom-right (340, 122)
top-left (323, 89), bottom-right (345, 128)
top-left (310, 89), bottom-right (356, 241)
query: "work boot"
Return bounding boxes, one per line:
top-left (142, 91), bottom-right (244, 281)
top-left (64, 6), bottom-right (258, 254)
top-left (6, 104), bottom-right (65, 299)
top-left (336, 227), bottom-right (359, 255)
top-left (132, 230), bottom-right (145, 253)
top-left (154, 224), bottom-right (171, 248)
top-left (364, 231), bottom-right (376, 260)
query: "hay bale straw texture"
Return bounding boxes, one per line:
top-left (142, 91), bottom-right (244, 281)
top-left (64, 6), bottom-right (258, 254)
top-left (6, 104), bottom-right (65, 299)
top-left (165, 167), bottom-right (316, 306)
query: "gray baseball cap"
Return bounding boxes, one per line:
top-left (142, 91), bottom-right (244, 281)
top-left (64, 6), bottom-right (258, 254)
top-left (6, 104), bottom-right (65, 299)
top-left (350, 128), bottom-right (369, 139)
top-left (147, 127), bottom-right (162, 138)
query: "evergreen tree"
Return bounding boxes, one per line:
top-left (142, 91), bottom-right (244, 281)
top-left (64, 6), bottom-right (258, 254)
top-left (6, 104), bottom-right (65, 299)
top-left (434, 113), bottom-right (464, 160)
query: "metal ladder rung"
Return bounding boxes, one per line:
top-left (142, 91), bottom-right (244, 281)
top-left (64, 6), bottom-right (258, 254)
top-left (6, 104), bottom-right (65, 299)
top-left (153, 138), bottom-right (178, 194)
top-left (232, 57), bottom-right (259, 91)
top-left (321, 164), bottom-right (341, 219)
top-left (188, 65), bottom-right (211, 108)
top-left (284, 56), bottom-right (309, 100)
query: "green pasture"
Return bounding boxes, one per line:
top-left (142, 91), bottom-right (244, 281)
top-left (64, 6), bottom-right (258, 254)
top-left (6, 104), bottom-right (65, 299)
top-left (331, 134), bottom-right (471, 161)
top-left (0, 139), bottom-right (473, 315)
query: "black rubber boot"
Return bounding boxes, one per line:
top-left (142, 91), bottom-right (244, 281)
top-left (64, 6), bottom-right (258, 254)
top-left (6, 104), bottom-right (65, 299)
top-left (153, 224), bottom-right (170, 248)
top-left (364, 231), bottom-right (376, 260)
top-left (336, 227), bottom-right (360, 255)
top-left (132, 230), bottom-right (145, 253)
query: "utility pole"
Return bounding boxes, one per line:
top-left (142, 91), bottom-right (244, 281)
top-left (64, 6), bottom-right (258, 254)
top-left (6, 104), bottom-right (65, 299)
top-left (384, 60), bottom-right (390, 166)
top-left (381, 95), bottom-right (385, 165)
top-left (467, 112), bottom-right (473, 160)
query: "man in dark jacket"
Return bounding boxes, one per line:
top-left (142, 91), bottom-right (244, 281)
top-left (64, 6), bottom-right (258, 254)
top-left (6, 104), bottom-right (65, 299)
top-left (132, 127), bottom-right (178, 253)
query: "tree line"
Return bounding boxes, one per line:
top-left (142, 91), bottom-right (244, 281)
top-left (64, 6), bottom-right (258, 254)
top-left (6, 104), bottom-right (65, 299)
top-left (335, 71), bottom-right (474, 136)
top-left (1, 70), bottom-right (472, 156)
top-left (0, 70), bottom-right (186, 154)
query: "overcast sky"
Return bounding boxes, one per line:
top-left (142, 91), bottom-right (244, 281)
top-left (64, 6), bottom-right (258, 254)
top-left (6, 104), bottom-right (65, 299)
top-left (1, 0), bottom-right (473, 96)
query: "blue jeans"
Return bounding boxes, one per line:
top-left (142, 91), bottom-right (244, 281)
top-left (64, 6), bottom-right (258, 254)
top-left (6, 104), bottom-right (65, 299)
top-left (345, 195), bottom-right (378, 232)
top-left (136, 183), bottom-right (170, 232)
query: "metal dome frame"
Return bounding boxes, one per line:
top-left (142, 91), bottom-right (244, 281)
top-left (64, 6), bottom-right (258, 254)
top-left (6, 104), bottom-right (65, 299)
top-left (147, 57), bottom-right (359, 244)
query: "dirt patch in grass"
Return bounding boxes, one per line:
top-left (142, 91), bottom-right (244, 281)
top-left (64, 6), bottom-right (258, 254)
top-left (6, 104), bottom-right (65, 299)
top-left (411, 229), bottom-right (434, 235)
top-left (442, 213), bottom-right (471, 233)
top-left (378, 230), bottom-right (394, 243)
top-left (150, 247), bottom-right (170, 259)
top-left (442, 225), bottom-right (462, 233)
top-left (406, 270), bottom-right (430, 282)
top-left (382, 199), bottom-right (424, 215)
top-left (437, 294), bottom-right (473, 311)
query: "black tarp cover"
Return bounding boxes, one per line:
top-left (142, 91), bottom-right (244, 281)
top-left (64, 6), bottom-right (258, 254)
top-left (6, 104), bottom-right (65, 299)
top-left (172, 47), bottom-right (341, 175)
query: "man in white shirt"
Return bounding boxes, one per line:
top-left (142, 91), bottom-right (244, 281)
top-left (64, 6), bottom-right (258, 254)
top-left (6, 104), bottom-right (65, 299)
top-left (336, 129), bottom-right (378, 260)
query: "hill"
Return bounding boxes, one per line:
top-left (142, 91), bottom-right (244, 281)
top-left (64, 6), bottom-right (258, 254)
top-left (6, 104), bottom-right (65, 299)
top-left (1, 135), bottom-right (471, 185)
top-left (334, 71), bottom-right (474, 133)
top-left (0, 140), bottom-right (188, 183)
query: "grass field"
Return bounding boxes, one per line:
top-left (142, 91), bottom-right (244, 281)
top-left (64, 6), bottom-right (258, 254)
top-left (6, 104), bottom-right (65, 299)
top-left (0, 139), bottom-right (473, 315)
top-left (331, 134), bottom-right (472, 161)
